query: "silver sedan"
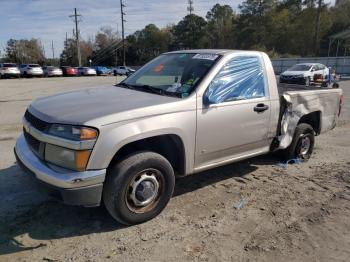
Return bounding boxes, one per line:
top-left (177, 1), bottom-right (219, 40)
top-left (43, 66), bottom-right (63, 77)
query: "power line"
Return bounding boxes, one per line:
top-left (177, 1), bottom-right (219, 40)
top-left (69, 8), bottom-right (82, 66)
top-left (120, 0), bottom-right (126, 66)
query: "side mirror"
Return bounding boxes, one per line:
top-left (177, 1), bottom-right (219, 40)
top-left (311, 68), bottom-right (315, 72)
top-left (203, 92), bottom-right (215, 106)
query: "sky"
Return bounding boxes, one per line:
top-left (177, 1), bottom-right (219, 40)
top-left (0, 0), bottom-right (336, 58)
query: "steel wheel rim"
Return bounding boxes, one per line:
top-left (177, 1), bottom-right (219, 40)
top-left (125, 168), bottom-right (164, 214)
top-left (299, 135), bottom-right (311, 156)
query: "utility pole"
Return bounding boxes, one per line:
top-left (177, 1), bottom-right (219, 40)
top-left (187, 0), bottom-right (195, 48)
top-left (120, 0), bottom-right (126, 66)
top-left (187, 0), bottom-right (194, 15)
top-left (69, 8), bottom-right (82, 66)
top-left (314, 0), bottom-right (323, 55)
top-left (51, 40), bottom-right (55, 60)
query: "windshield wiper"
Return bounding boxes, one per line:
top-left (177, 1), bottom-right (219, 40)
top-left (117, 82), bottom-right (135, 90)
top-left (133, 84), bottom-right (165, 95)
top-left (117, 82), bottom-right (182, 98)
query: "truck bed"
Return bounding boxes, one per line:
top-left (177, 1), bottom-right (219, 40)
top-left (277, 83), bottom-right (335, 96)
top-left (276, 83), bottom-right (342, 150)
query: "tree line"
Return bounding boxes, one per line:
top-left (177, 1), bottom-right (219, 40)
top-left (1, 0), bottom-right (349, 66)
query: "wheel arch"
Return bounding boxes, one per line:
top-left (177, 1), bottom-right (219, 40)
top-left (297, 111), bottom-right (321, 135)
top-left (108, 134), bottom-right (186, 177)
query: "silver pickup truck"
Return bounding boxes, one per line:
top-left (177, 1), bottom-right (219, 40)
top-left (15, 50), bottom-right (343, 225)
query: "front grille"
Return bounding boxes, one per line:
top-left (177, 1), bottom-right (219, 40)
top-left (23, 128), bottom-right (40, 153)
top-left (24, 110), bottom-right (49, 132)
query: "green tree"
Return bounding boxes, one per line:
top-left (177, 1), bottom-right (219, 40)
top-left (126, 24), bottom-right (173, 65)
top-left (90, 26), bottom-right (120, 66)
top-left (205, 4), bottom-right (236, 48)
top-left (237, 0), bottom-right (277, 49)
top-left (172, 14), bottom-right (207, 49)
top-left (5, 38), bottom-right (45, 64)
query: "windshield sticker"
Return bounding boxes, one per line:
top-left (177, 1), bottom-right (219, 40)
top-left (179, 54), bottom-right (188, 58)
top-left (192, 54), bottom-right (218, 60)
top-left (153, 64), bottom-right (164, 73)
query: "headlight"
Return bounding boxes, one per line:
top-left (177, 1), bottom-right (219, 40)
top-left (45, 144), bottom-right (91, 171)
top-left (48, 124), bottom-right (98, 141)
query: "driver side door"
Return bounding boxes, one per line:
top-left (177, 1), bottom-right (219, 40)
top-left (195, 55), bottom-right (272, 171)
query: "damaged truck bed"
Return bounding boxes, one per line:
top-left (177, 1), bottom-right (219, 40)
top-left (277, 84), bottom-right (343, 149)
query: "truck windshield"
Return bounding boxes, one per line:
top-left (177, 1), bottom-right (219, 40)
top-left (121, 53), bottom-right (220, 97)
top-left (288, 64), bottom-right (312, 71)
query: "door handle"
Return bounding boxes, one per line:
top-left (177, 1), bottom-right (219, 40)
top-left (254, 103), bottom-right (269, 113)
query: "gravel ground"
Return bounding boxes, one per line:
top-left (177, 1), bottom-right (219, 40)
top-left (0, 77), bottom-right (349, 261)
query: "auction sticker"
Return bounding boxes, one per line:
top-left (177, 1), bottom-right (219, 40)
top-left (192, 54), bottom-right (218, 60)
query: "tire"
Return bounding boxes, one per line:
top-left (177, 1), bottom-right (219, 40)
top-left (304, 77), bottom-right (310, 86)
top-left (280, 123), bottom-right (315, 161)
top-left (103, 151), bottom-right (175, 225)
top-left (321, 81), bottom-right (329, 88)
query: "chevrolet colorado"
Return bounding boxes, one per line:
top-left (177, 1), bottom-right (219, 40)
top-left (15, 50), bottom-right (343, 225)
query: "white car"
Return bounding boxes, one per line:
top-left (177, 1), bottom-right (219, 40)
top-left (77, 67), bottom-right (97, 76)
top-left (112, 66), bottom-right (135, 76)
top-left (0, 63), bottom-right (20, 78)
top-left (280, 63), bottom-right (329, 86)
top-left (43, 66), bottom-right (63, 77)
top-left (20, 64), bottom-right (44, 77)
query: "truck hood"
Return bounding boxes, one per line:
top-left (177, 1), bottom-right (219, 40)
top-left (28, 85), bottom-right (180, 126)
top-left (281, 70), bottom-right (309, 76)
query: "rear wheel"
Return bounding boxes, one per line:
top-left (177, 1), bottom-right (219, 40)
top-left (103, 151), bottom-right (175, 225)
top-left (280, 123), bottom-right (315, 161)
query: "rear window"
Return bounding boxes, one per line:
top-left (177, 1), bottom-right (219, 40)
top-left (3, 63), bottom-right (17, 67)
top-left (29, 64), bottom-right (40, 68)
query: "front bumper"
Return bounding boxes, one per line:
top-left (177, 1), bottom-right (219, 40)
top-left (14, 135), bottom-right (106, 206)
top-left (280, 76), bottom-right (305, 84)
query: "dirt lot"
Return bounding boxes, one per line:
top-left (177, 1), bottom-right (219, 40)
top-left (0, 77), bottom-right (349, 261)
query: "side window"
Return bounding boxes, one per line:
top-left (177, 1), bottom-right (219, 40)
top-left (206, 56), bottom-right (266, 103)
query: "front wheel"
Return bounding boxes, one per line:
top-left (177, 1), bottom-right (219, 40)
top-left (103, 151), bottom-right (175, 225)
top-left (280, 123), bottom-right (315, 161)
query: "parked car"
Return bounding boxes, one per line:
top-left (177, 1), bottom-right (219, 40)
top-left (78, 67), bottom-right (97, 76)
top-left (15, 50), bottom-right (343, 225)
top-left (61, 66), bottom-right (78, 76)
top-left (20, 64), bottom-right (43, 77)
top-left (43, 66), bottom-right (63, 77)
top-left (112, 66), bottom-right (135, 76)
top-left (280, 63), bottom-right (329, 86)
top-left (0, 63), bottom-right (20, 78)
top-left (92, 66), bottom-right (111, 76)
